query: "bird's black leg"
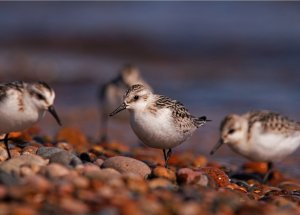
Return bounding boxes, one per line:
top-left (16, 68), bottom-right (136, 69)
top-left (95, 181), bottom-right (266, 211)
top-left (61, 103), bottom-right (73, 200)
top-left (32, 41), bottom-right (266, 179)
top-left (163, 149), bottom-right (172, 168)
top-left (263, 162), bottom-right (274, 183)
top-left (3, 133), bottom-right (11, 159)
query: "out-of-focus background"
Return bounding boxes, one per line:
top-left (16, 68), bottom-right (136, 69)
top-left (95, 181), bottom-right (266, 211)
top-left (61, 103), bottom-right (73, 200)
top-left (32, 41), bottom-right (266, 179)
top-left (0, 2), bottom-right (300, 175)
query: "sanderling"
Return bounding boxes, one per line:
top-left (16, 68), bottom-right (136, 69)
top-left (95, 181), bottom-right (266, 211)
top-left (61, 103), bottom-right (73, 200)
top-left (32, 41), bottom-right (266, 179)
top-left (109, 84), bottom-right (210, 167)
top-left (0, 81), bottom-right (61, 159)
top-left (210, 111), bottom-right (300, 166)
top-left (98, 64), bottom-right (151, 142)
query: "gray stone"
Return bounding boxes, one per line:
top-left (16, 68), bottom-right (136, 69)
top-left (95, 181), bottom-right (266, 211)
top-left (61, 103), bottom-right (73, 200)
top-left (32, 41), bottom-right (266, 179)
top-left (49, 151), bottom-right (82, 167)
top-left (36, 147), bottom-right (63, 159)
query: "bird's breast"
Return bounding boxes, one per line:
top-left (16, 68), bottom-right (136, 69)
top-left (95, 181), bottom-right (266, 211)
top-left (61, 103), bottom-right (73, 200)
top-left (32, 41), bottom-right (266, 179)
top-left (130, 109), bottom-right (187, 149)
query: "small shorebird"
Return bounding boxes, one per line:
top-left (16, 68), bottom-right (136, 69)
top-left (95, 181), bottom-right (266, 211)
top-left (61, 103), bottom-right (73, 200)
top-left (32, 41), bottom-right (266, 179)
top-left (210, 111), bottom-right (300, 171)
top-left (0, 81), bottom-right (61, 159)
top-left (98, 65), bottom-right (151, 142)
top-left (110, 84), bottom-right (210, 167)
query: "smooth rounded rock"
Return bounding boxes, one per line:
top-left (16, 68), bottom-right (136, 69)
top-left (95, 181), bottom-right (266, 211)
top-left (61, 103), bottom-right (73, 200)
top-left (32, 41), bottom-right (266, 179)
top-left (0, 154), bottom-right (48, 175)
top-left (41, 163), bottom-right (70, 178)
top-left (36, 147), bottom-right (63, 159)
top-left (49, 151), bottom-right (82, 167)
top-left (84, 168), bottom-right (121, 181)
top-left (102, 156), bottom-right (151, 178)
top-left (152, 166), bottom-right (176, 182)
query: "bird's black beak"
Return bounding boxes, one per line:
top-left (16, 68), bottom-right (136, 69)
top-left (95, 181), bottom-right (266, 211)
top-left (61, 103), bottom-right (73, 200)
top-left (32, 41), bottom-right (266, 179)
top-left (48, 105), bottom-right (62, 126)
top-left (109, 103), bottom-right (127, 116)
top-left (210, 139), bottom-right (224, 155)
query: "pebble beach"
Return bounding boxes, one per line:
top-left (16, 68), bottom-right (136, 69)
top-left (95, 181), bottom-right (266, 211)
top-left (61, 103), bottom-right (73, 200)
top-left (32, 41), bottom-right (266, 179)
top-left (0, 127), bottom-right (299, 215)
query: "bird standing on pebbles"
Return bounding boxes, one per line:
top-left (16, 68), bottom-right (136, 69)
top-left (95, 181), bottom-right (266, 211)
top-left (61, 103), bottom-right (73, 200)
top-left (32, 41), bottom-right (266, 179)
top-left (210, 111), bottom-right (300, 170)
top-left (98, 65), bottom-right (151, 142)
top-left (0, 81), bottom-right (61, 159)
top-left (110, 84), bottom-right (210, 167)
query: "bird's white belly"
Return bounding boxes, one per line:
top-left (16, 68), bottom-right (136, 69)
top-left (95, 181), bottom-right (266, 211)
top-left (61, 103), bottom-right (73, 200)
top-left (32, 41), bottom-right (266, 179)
top-left (233, 133), bottom-right (300, 162)
top-left (130, 109), bottom-right (187, 149)
top-left (0, 100), bottom-right (41, 134)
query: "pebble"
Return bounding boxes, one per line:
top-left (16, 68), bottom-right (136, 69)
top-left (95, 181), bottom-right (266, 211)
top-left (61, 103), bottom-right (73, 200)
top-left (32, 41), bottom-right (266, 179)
top-left (84, 168), bottom-right (122, 181)
top-left (0, 169), bottom-right (19, 186)
top-left (177, 168), bottom-right (209, 187)
top-left (102, 156), bottom-right (151, 178)
top-left (49, 151), bottom-right (82, 167)
top-left (152, 166), bottom-right (176, 182)
top-left (36, 147), bottom-right (63, 158)
top-left (60, 198), bottom-right (89, 214)
top-left (200, 167), bottom-right (230, 187)
top-left (41, 163), bottom-right (70, 178)
top-left (149, 178), bottom-right (177, 190)
top-left (0, 154), bottom-right (48, 175)
top-left (0, 147), bottom-right (9, 162)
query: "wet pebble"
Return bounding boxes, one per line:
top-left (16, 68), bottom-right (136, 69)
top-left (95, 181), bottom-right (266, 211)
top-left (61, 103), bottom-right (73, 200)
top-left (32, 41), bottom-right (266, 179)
top-left (177, 168), bottom-right (209, 187)
top-left (102, 156), bottom-right (151, 178)
top-left (200, 167), bottom-right (230, 187)
top-left (152, 166), bottom-right (176, 182)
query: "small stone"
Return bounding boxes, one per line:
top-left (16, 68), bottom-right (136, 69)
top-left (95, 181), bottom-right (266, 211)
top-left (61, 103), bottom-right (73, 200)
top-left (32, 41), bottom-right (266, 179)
top-left (0, 154), bottom-right (48, 175)
top-left (41, 163), bottom-right (70, 178)
top-left (125, 174), bottom-right (148, 193)
top-left (0, 169), bottom-right (19, 186)
top-left (49, 151), bottom-right (82, 167)
top-left (152, 166), bottom-right (176, 182)
top-left (177, 168), bottom-right (209, 187)
top-left (94, 158), bottom-right (104, 167)
top-left (56, 142), bottom-right (74, 152)
top-left (149, 178), bottom-right (177, 190)
top-left (0, 147), bottom-right (9, 162)
top-left (72, 176), bottom-right (90, 189)
top-left (21, 146), bottom-right (38, 155)
top-left (20, 165), bottom-right (34, 177)
top-left (102, 156), bottom-right (151, 178)
top-left (60, 198), bottom-right (89, 214)
top-left (84, 168), bottom-right (121, 181)
top-left (23, 175), bottom-right (52, 193)
top-left (200, 167), bottom-right (230, 187)
top-left (36, 147), bottom-right (63, 158)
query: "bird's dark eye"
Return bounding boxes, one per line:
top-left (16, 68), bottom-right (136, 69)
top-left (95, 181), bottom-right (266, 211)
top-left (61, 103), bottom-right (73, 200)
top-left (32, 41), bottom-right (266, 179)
top-left (134, 95), bottom-right (139, 101)
top-left (228, 129), bottom-right (235, 134)
top-left (36, 93), bottom-right (46, 101)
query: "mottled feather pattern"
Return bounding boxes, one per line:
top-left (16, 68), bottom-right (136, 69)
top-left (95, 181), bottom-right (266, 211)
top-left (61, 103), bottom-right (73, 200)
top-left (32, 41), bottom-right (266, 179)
top-left (248, 111), bottom-right (300, 136)
top-left (125, 84), bottom-right (144, 97)
top-left (0, 81), bottom-right (25, 102)
top-left (154, 95), bottom-right (206, 132)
